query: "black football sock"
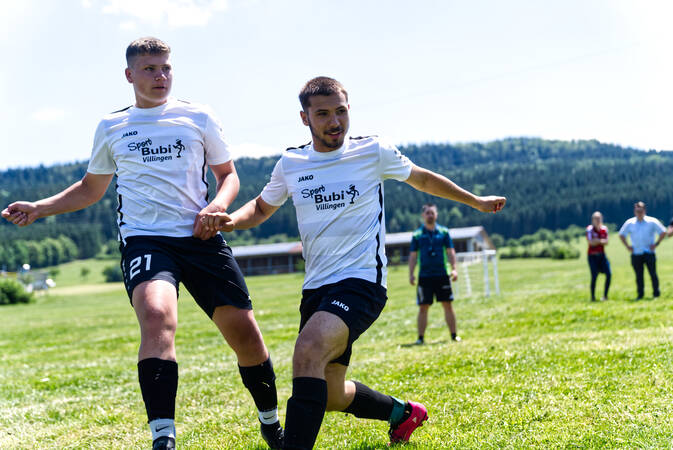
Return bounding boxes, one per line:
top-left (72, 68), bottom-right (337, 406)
top-left (238, 357), bottom-right (279, 423)
top-left (343, 381), bottom-right (394, 421)
top-left (284, 377), bottom-right (327, 450)
top-left (137, 358), bottom-right (178, 421)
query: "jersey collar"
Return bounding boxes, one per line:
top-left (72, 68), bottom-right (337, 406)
top-left (307, 136), bottom-right (350, 160)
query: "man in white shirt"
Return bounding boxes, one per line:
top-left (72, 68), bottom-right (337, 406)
top-left (202, 76), bottom-right (506, 449)
top-left (619, 201), bottom-right (666, 299)
top-left (1, 37), bottom-right (282, 450)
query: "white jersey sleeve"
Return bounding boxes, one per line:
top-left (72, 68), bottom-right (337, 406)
top-left (260, 158), bottom-right (289, 206)
top-left (378, 139), bottom-right (413, 181)
top-left (87, 121), bottom-right (116, 174)
top-left (203, 108), bottom-right (232, 165)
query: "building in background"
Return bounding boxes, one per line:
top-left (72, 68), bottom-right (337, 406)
top-left (231, 226), bottom-right (494, 276)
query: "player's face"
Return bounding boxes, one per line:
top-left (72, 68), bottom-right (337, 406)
top-left (125, 53), bottom-right (173, 108)
top-left (422, 207), bottom-right (437, 225)
top-left (591, 214), bottom-right (602, 227)
top-left (300, 92), bottom-right (350, 152)
top-left (634, 206), bottom-right (645, 219)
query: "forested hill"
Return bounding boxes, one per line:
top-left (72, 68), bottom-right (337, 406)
top-left (1, 138), bottom-right (672, 251)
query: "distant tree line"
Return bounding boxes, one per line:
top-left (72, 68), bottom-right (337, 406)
top-left (496, 225), bottom-right (589, 260)
top-left (2, 138), bottom-right (673, 256)
top-left (0, 235), bottom-right (79, 271)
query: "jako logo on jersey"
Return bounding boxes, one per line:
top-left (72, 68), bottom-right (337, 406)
top-left (122, 130), bottom-right (138, 138)
top-left (298, 174), bottom-right (314, 183)
top-left (331, 300), bottom-right (349, 311)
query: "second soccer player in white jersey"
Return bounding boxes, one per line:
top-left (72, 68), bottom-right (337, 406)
top-left (202, 76), bottom-right (506, 449)
top-left (1, 37), bottom-right (283, 450)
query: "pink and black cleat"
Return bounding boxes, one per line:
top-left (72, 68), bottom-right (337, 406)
top-left (388, 401), bottom-right (428, 444)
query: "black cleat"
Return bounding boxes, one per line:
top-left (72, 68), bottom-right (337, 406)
top-left (152, 436), bottom-right (175, 450)
top-left (260, 421), bottom-right (284, 449)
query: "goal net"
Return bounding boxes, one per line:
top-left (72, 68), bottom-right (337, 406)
top-left (452, 250), bottom-right (500, 299)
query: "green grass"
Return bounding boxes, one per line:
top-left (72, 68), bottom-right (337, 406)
top-left (2, 239), bottom-right (673, 448)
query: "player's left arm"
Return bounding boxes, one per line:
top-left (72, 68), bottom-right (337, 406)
top-left (448, 247), bottom-right (458, 281)
top-left (650, 220), bottom-right (667, 251)
top-left (193, 160), bottom-right (240, 240)
top-left (404, 165), bottom-right (506, 213)
top-left (652, 231), bottom-right (666, 251)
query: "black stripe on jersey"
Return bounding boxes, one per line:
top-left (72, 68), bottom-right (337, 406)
top-left (116, 183), bottom-right (126, 243)
top-left (110, 105), bottom-right (132, 114)
top-left (375, 183), bottom-right (384, 285)
top-left (286, 142), bottom-right (311, 151)
top-left (177, 99), bottom-right (191, 104)
top-left (201, 150), bottom-right (209, 201)
top-left (350, 135), bottom-right (378, 140)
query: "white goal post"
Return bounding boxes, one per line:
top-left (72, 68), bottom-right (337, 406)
top-left (454, 250), bottom-right (500, 298)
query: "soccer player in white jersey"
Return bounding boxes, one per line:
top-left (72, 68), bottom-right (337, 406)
top-left (202, 77), bottom-right (506, 449)
top-left (1, 38), bottom-right (283, 450)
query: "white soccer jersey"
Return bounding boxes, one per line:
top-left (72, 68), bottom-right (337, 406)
top-left (87, 98), bottom-right (232, 240)
top-left (261, 136), bottom-right (413, 289)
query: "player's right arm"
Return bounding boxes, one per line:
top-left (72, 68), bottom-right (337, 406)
top-left (408, 251), bottom-right (418, 285)
top-left (618, 221), bottom-right (633, 252)
top-left (2, 172), bottom-right (113, 227)
top-left (203, 196), bottom-right (280, 232)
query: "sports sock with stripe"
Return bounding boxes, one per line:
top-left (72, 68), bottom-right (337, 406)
top-left (238, 357), bottom-right (279, 423)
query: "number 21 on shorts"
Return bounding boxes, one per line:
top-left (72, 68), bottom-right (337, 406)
top-left (128, 254), bottom-right (152, 280)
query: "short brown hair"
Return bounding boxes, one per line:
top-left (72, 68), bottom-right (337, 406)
top-left (634, 201), bottom-right (646, 210)
top-left (422, 203), bottom-right (437, 212)
top-left (299, 76), bottom-right (348, 110)
top-left (126, 37), bottom-right (171, 66)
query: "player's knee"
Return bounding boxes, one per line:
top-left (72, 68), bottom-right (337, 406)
top-left (293, 335), bottom-right (329, 369)
top-left (139, 304), bottom-right (176, 335)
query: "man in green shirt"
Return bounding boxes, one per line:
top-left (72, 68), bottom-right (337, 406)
top-left (408, 204), bottom-right (459, 344)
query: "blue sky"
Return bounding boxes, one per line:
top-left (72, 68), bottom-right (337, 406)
top-left (0, 0), bottom-right (670, 170)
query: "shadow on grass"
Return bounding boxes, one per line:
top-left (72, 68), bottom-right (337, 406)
top-left (348, 442), bottom-right (421, 449)
top-left (399, 339), bottom-right (449, 348)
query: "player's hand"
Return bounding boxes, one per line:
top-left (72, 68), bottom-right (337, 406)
top-left (201, 212), bottom-right (235, 233)
top-left (650, 244), bottom-right (657, 251)
top-left (476, 196), bottom-right (506, 213)
top-left (409, 274), bottom-right (415, 285)
top-left (451, 269), bottom-right (458, 282)
top-left (193, 204), bottom-right (229, 240)
top-left (1, 202), bottom-right (40, 227)
top-left (627, 245), bottom-right (633, 253)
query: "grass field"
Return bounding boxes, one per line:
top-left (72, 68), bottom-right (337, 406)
top-left (2, 239), bottom-right (673, 449)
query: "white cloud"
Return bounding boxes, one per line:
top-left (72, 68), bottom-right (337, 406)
top-left (32, 107), bottom-right (67, 122)
top-left (98, 0), bottom-right (228, 28)
top-left (119, 20), bottom-right (137, 30)
top-left (229, 142), bottom-right (281, 160)
top-left (0, 1), bottom-right (32, 41)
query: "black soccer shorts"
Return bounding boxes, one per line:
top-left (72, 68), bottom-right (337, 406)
top-left (298, 277), bottom-right (387, 366)
top-left (417, 275), bottom-right (454, 305)
top-left (120, 234), bottom-right (252, 317)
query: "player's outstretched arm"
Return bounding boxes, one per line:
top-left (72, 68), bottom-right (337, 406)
top-left (202, 196), bottom-right (280, 233)
top-left (405, 165), bottom-right (506, 213)
top-left (1, 172), bottom-right (113, 227)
